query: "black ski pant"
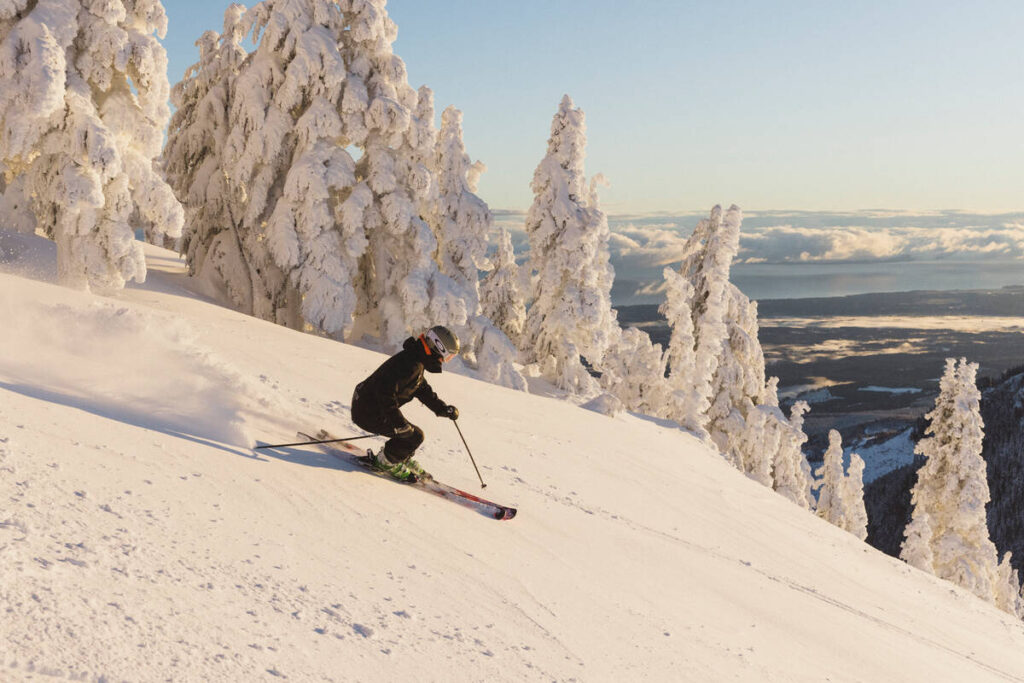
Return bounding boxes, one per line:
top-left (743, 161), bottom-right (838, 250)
top-left (351, 388), bottom-right (424, 463)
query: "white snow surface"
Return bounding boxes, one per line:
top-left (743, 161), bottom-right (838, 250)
top-left (849, 428), bottom-right (918, 484)
top-left (3, 238), bottom-right (1024, 681)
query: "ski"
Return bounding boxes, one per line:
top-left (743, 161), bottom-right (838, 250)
top-left (298, 431), bottom-right (517, 521)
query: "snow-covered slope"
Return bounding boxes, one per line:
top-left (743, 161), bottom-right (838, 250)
top-left (3, 240), bottom-right (1024, 682)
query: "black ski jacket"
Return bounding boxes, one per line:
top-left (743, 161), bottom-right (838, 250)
top-left (352, 337), bottom-right (448, 431)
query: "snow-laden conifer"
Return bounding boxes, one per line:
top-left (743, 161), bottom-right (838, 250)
top-left (901, 509), bottom-right (935, 572)
top-left (425, 103), bottom-right (523, 388)
top-left (480, 228), bottom-right (526, 345)
top-left (815, 430), bottom-right (849, 530)
top-left (164, 5), bottom-right (255, 312)
top-left (167, 0), bottom-right (471, 344)
top-left (902, 358), bottom-right (1006, 607)
top-left (660, 205), bottom-right (742, 437)
top-left (734, 405), bottom-right (776, 487)
top-left (843, 453), bottom-right (869, 541)
top-left (522, 95), bottom-right (616, 393)
top-left (407, 85), bottom-right (438, 212)
top-left (994, 553), bottom-right (1023, 618)
top-left (341, 0), bottom-right (466, 348)
top-left (431, 105), bottom-right (491, 311)
top-left (771, 400), bottom-right (815, 510)
top-left (659, 265), bottom-right (702, 434)
top-left (598, 327), bottom-right (670, 416)
top-left (467, 316), bottom-right (528, 391)
top-left (707, 283), bottom-right (770, 462)
top-left (0, 0), bottom-right (183, 289)
top-left (661, 204), bottom-right (806, 490)
top-left (216, 0), bottom-right (364, 334)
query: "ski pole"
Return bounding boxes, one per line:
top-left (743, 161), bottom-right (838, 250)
top-left (452, 419), bottom-right (486, 489)
top-left (255, 434), bottom-right (376, 450)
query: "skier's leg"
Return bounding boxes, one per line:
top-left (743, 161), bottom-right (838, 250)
top-left (351, 387), bottom-right (389, 437)
top-left (383, 423), bottom-right (424, 463)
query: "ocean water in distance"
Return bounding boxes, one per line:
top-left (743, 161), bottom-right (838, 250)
top-left (611, 260), bottom-right (1024, 305)
top-left (732, 260), bottom-right (1024, 301)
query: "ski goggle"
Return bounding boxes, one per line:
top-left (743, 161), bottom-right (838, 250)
top-left (421, 330), bottom-right (457, 362)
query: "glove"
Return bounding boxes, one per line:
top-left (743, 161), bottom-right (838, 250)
top-left (443, 405), bottom-right (459, 420)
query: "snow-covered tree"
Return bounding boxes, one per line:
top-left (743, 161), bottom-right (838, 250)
top-left (661, 204), bottom-right (807, 494)
top-left (216, 0), bottom-right (367, 334)
top-left (467, 315), bottom-right (528, 391)
top-left (164, 5), bottom-right (256, 312)
top-left (407, 85), bottom-right (438, 215)
top-left (660, 205), bottom-right (743, 439)
top-left (815, 430), bottom-right (849, 530)
top-left (902, 358), bottom-right (1006, 606)
top-left (660, 264), bottom-right (703, 434)
top-left (812, 427), bottom-right (871, 541)
top-left (662, 205), bottom-right (779, 467)
top-left (707, 282), bottom-right (771, 462)
top-left (598, 327), bottom-right (670, 416)
top-left (0, 0), bottom-right (183, 289)
top-left (422, 102), bottom-right (522, 386)
top-left (734, 405), bottom-right (776, 487)
top-left (843, 453), bottom-right (868, 541)
top-left (901, 509), bottom-right (935, 572)
top-left (480, 228), bottom-right (526, 345)
top-left (995, 553), bottom-right (1023, 617)
top-left (522, 95), bottom-right (617, 393)
top-left (431, 105), bottom-right (491, 311)
top-left (398, 100), bottom-right (522, 388)
top-left (167, 0), bottom-right (478, 345)
top-left (341, 0), bottom-right (467, 348)
top-left (771, 400), bottom-right (815, 510)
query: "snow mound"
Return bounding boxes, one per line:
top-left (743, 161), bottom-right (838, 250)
top-left (581, 391), bottom-right (623, 416)
top-left (0, 294), bottom-right (251, 446)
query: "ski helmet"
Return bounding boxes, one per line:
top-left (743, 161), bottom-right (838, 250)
top-left (420, 326), bottom-right (460, 363)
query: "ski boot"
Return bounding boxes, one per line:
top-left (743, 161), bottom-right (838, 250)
top-left (368, 449), bottom-right (423, 483)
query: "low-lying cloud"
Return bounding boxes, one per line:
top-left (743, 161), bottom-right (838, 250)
top-left (496, 209), bottom-right (1024, 267)
top-left (738, 223), bottom-right (1024, 264)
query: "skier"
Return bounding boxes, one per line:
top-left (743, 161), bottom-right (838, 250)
top-left (351, 326), bottom-right (461, 480)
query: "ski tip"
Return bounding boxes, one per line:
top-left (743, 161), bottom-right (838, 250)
top-left (497, 508), bottom-right (517, 521)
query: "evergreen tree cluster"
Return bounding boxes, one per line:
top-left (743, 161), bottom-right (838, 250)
top-left (0, 0), bottom-right (183, 290)
top-left (900, 358), bottom-right (1023, 617)
top-left (512, 98), bottom-right (821, 513)
top-left (867, 365), bottom-right (1024, 620)
top-left (814, 430), bottom-right (868, 540)
top-left (162, 0), bottom-right (525, 387)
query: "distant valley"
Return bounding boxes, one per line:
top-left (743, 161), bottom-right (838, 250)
top-left (616, 286), bottom-right (1024, 462)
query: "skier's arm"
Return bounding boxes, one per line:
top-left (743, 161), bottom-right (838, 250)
top-left (414, 380), bottom-right (449, 416)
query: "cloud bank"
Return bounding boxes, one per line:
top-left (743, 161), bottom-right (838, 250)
top-left (492, 209), bottom-right (1024, 303)
top-left (496, 209), bottom-right (1024, 268)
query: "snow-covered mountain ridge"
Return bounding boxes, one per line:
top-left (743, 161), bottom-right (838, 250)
top-left (3, 242), bottom-right (1024, 682)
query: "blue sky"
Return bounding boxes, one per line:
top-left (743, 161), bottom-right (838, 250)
top-left (163, 1), bottom-right (1024, 214)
